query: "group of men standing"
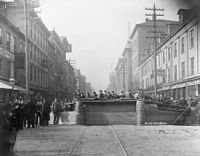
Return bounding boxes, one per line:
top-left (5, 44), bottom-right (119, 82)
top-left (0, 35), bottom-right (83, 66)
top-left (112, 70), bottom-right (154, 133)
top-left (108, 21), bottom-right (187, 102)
top-left (8, 95), bottom-right (51, 131)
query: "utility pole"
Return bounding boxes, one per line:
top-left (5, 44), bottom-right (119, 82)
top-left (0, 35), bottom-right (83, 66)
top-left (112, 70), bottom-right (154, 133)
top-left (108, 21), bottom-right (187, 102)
top-left (145, 3), bottom-right (164, 98)
top-left (24, 0), bottom-right (29, 98)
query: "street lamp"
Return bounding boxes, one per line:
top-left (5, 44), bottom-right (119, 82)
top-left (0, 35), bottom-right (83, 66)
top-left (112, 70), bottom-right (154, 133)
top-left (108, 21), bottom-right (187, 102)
top-left (9, 77), bottom-right (16, 99)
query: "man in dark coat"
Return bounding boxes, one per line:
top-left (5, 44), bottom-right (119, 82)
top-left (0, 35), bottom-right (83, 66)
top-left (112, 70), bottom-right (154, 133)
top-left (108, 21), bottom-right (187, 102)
top-left (27, 99), bottom-right (36, 128)
top-left (42, 99), bottom-right (50, 127)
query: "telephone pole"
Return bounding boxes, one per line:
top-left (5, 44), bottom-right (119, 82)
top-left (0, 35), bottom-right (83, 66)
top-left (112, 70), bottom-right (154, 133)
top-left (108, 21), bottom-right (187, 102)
top-left (24, 0), bottom-right (29, 98)
top-left (145, 3), bottom-right (164, 98)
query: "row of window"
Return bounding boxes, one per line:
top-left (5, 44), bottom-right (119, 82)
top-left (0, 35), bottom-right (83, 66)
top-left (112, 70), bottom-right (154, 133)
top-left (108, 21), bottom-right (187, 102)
top-left (29, 43), bottom-right (46, 64)
top-left (173, 57), bottom-right (194, 82)
top-left (30, 65), bottom-right (48, 87)
top-left (159, 29), bottom-right (195, 65)
top-left (0, 58), bottom-right (11, 78)
top-left (29, 22), bottom-right (49, 53)
top-left (0, 26), bottom-right (24, 53)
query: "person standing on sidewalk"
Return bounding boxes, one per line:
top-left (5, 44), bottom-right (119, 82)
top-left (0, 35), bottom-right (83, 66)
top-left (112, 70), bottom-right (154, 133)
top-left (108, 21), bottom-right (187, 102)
top-left (27, 98), bottom-right (36, 128)
top-left (42, 99), bottom-right (50, 127)
top-left (52, 98), bottom-right (61, 124)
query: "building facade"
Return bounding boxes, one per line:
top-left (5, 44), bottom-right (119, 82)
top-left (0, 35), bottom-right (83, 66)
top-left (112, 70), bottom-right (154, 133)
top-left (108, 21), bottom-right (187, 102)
top-left (0, 13), bottom-right (26, 100)
top-left (139, 9), bottom-right (200, 100)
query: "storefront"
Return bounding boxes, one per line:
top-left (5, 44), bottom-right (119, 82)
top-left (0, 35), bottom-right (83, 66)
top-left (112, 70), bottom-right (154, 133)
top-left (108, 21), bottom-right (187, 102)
top-left (0, 79), bottom-right (26, 100)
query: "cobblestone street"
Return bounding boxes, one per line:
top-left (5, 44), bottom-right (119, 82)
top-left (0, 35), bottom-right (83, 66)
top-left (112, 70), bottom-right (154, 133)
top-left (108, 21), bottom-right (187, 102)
top-left (14, 124), bottom-right (200, 156)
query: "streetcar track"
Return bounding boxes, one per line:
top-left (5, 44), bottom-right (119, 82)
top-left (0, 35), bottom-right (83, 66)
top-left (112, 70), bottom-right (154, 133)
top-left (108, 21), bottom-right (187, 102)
top-left (68, 127), bottom-right (85, 156)
top-left (109, 125), bottom-right (128, 156)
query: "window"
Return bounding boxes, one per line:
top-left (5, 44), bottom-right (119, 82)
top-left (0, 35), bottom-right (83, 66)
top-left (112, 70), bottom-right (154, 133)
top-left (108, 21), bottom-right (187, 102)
top-left (5, 61), bottom-right (11, 78)
top-left (181, 61), bottom-right (185, 78)
top-left (36, 50), bottom-right (39, 63)
top-left (0, 27), bottom-right (2, 44)
top-left (34, 47), bottom-right (36, 61)
top-left (30, 44), bottom-right (32, 59)
top-left (14, 37), bottom-right (17, 52)
top-left (34, 66), bottom-right (36, 82)
top-left (37, 30), bottom-right (39, 44)
top-left (190, 29), bottom-right (194, 48)
top-left (181, 37), bottom-right (185, 53)
top-left (174, 42), bottom-right (177, 58)
top-left (30, 65), bottom-right (33, 82)
top-left (30, 24), bottom-right (33, 38)
top-left (174, 65), bottom-right (177, 81)
top-left (168, 47), bottom-right (171, 60)
top-left (168, 68), bottom-right (171, 82)
top-left (0, 58), bottom-right (3, 76)
top-left (34, 25), bottom-right (36, 41)
top-left (191, 57), bottom-right (194, 75)
top-left (40, 70), bottom-right (42, 84)
top-left (163, 51), bottom-right (165, 64)
top-left (19, 42), bottom-right (23, 52)
top-left (38, 69), bottom-right (40, 83)
top-left (6, 32), bottom-right (11, 51)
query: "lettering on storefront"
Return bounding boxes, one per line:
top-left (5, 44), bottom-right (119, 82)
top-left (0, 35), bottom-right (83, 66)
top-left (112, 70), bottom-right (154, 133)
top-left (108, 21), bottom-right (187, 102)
top-left (0, 46), bottom-right (14, 61)
top-left (186, 80), bottom-right (200, 86)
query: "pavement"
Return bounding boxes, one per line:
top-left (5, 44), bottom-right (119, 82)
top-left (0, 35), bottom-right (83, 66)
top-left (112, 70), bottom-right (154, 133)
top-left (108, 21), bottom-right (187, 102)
top-left (14, 123), bottom-right (200, 156)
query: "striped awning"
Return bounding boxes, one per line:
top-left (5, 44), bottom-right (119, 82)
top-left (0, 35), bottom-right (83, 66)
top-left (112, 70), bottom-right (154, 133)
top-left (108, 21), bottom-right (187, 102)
top-left (0, 80), bottom-right (26, 92)
top-left (0, 81), bottom-right (12, 89)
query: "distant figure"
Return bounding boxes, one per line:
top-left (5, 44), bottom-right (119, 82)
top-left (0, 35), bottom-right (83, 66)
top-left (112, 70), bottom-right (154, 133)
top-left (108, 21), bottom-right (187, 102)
top-left (27, 98), bottom-right (36, 128)
top-left (104, 90), bottom-right (108, 98)
top-left (111, 91), bottom-right (116, 99)
top-left (81, 93), bottom-right (86, 99)
top-left (92, 92), bottom-right (98, 99)
top-left (35, 101), bottom-right (42, 126)
top-left (120, 91), bottom-right (126, 98)
top-left (52, 98), bottom-right (61, 124)
top-left (128, 90), bottom-right (133, 98)
top-left (87, 92), bottom-right (91, 98)
top-left (99, 90), bottom-right (104, 98)
top-left (134, 90), bottom-right (142, 100)
top-left (42, 99), bottom-right (50, 127)
top-left (107, 92), bottom-right (112, 99)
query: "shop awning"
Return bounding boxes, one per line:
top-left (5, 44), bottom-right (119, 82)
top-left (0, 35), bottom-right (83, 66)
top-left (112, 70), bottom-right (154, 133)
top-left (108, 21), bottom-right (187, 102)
top-left (13, 85), bottom-right (27, 92)
top-left (171, 83), bottom-right (186, 89)
top-left (0, 80), bottom-right (26, 92)
top-left (0, 81), bottom-right (12, 89)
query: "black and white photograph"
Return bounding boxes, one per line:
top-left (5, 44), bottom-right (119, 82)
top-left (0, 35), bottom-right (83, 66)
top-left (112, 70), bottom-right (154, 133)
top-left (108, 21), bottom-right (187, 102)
top-left (0, 0), bottom-right (200, 155)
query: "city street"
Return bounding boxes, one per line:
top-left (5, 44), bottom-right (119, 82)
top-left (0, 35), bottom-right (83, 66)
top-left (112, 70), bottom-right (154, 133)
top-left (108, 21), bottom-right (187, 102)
top-left (14, 122), bottom-right (200, 155)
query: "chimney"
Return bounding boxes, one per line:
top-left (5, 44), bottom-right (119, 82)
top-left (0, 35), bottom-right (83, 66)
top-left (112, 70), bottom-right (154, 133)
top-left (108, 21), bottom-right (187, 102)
top-left (177, 9), bottom-right (195, 24)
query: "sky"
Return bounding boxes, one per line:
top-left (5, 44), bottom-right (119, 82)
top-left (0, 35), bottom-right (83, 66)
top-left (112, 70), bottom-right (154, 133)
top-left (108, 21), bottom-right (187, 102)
top-left (39, 0), bottom-right (187, 91)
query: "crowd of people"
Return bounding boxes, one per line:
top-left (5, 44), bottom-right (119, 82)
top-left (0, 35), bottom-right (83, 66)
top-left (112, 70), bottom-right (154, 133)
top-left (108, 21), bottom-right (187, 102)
top-left (76, 90), bottom-right (133, 100)
top-left (0, 93), bottom-right (77, 155)
top-left (76, 89), bottom-right (200, 108)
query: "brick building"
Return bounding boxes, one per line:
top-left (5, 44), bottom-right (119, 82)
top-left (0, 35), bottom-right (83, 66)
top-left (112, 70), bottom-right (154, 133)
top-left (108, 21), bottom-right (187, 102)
top-left (0, 13), bottom-right (26, 100)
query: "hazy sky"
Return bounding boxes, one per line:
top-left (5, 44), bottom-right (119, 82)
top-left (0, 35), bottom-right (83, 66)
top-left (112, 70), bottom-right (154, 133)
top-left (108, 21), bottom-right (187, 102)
top-left (39, 0), bottom-right (187, 91)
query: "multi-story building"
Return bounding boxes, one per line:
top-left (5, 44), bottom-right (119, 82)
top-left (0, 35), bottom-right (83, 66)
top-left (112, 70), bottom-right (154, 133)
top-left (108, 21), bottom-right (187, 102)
top-left (74, 69), bottom-right (91, 94)
top-left (48, 30), bottom-right (70, 98)
top-left (0, 0), bottom-right (89, 100)
top-left (129, 20), bottom-right (178, 92)
top-left (107, 71), bottom-right (117, 93)
top-left (122, 40), bottom-right (132, 91)
top-left (0, 13), bottom-right (26, 100)
top-left (0, 1), bottom-right (50, 97)
top-left (114, 58), bottom-right (128, 94)
top-left (139, 9), bottom-right (200, 100)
